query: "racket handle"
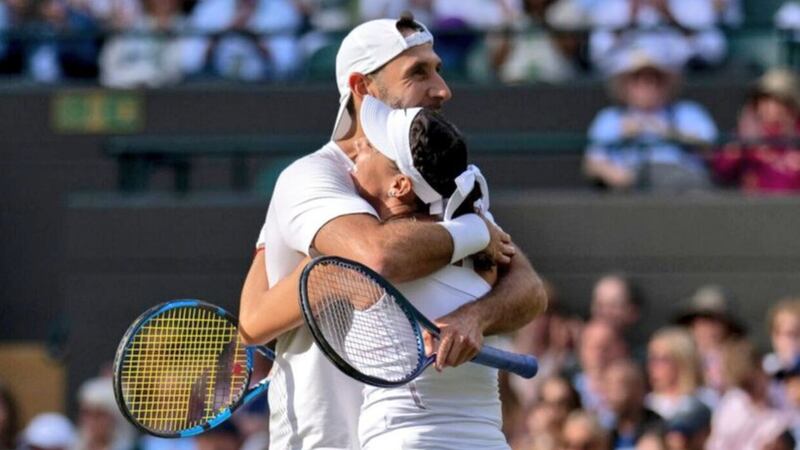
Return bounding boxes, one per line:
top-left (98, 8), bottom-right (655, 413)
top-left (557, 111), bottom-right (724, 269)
top-left (473, 346), bottom-right (539, 378)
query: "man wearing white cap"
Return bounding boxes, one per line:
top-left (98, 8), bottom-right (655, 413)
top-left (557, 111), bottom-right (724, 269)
top-left (239, 14), bottom-right (546, 450)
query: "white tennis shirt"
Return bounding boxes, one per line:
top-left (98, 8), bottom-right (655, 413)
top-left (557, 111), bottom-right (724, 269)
top-left (256, 142), bottom-right (378, 450)
top-left (359, 265), bottom-right (509, 450)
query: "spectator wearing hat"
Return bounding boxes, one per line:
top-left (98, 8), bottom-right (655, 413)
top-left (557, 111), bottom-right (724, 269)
top-left (711, 68), bottom-right (800, 192)
top-left (603, 360), bottom-right (664, 450)
top-left (73, 377), bottom-right (136, 450)
top-left (662, 397), bottom-right (711, 450)
top-left (20, 413), bottom-right (76, 450)
top-left (583, 41), bottom-right (717, 192)
top-left (706, 339), bottom-right (789, 450)
top-left (674, 284), bottom-right (744, 404)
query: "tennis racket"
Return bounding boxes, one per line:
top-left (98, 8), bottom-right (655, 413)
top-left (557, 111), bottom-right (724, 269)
top-left (113, 300), bottom-right (274, 438)
top-left (299, 256), bottom-right (539, 388)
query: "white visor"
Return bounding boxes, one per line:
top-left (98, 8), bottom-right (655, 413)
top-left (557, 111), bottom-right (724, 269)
top-left (360, 95), bottom-right (444, 214)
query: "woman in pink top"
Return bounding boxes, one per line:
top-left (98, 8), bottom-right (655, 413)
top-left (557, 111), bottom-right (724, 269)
top-left (712, 69), bottom-right (800, 192)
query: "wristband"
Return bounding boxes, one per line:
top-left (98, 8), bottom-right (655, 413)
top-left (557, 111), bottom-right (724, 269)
top-left (439, 213), bottom-right (490, 264)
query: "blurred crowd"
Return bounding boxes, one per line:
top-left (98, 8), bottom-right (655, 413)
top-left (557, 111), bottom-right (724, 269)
top-left (583, 39), bottom-right (800, 194)
top-left (503, 275), bottom-right (800, 450)
top-left (0, 0), bottom-right (798, 86)
top-left (3, 276), bottom-right (800, 450)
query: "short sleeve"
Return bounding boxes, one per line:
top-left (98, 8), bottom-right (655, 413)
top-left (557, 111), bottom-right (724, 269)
top-left (674, 101), bottom-right (718, 142)
top-left (272, 152), bottom-right (378, 254)
top-left (586, 107), bottom-right (623, 160)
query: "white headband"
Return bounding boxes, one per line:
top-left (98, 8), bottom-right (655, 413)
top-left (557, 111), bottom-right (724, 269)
top-left (360, 95), bottom-right (444, 214)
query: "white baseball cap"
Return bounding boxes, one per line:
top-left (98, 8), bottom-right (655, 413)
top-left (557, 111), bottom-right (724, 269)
top-left (332, 17), bottom-right (434, 141)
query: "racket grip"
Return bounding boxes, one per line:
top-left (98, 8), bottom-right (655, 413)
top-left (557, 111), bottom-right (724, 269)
top-left (473, 346), bottom-right (539, 378)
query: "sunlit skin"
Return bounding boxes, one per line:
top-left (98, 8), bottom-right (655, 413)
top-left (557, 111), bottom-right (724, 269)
top-left (754, 97), bottom-right (798, 135)
top-left (604, 361), bottom-right (646, 417)
top-left (531, 377), bottom-right (576, 434)
top-left (591, 276), bottom-right (638, 331)
top-left (338, 41), bottom-right (452, 160)
top-left (561, 414), bottom-right (608, 450)
top-left (622, 68), bottom-right (672, 112)
top-left (689, 317), bottom-right (727, 355)
top-left (772, 310), bottom-right (800, 365)
top-left (580, 321), bottom-right (626, 375)
top-left (78, 407), bottom-right (115, 450)
top-left (647, 339), bottom-right (681, 395)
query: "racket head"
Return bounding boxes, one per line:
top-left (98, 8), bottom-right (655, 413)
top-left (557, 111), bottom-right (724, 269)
top-left (113, 300), bottom-right (252, 438)
top-left (299, 256), bottom-right (431, 388)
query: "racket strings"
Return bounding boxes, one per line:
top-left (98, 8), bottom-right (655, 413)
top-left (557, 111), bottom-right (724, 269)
top-left (119, 306), bottom-right (248, 433)
top-left (307, 261), bottom-right (422, 383)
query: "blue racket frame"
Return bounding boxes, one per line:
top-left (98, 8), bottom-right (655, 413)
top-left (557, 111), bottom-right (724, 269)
top-left (299, 256), bottom-right (539, 388)
top-left (112, 299), bottom-right (274, 438)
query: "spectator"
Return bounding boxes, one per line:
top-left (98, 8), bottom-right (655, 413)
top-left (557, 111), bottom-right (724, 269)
top-left (574, 320), bottom-right (628, 422)
top-left (0, 0), bottom-right (31, 75)
top-left (20, 413), bottom-right (76, 450)
top-left (430, 0), bottom-right (519, 77)
top-left (183, 0), bottom-right (302, 81)
top-left (765, 299), bottom-right (800, 411)
top-left (662, 397), bottom-right (711, 450)
top-left (66, 0), bottom-right (141, 29)
top-left (73, 377), bottom-right (136, 450)
top-left (28, 0), bottom-right (100, 82)
top-left (583, 41), bottom-right (717, 192)
top-left (512, 376), bottom-right (582, 449)
top-left (359, 0), bottom-right (434, 28)
top-left (673, 284), bottom-right (744, 404)
top-left (706, 339), bottom-right (789, 450)
top-left (711, 69), bottom-right (800, 193)
top-left (603, 360), bottom-right (664, 449)
top-left (99, 0), bottom-right (186, 88)
top-left (765, 298), bottom-right (800, 376)
top-left (0, 382), bottom-right (19, 450)
top-left (773, 358), bottom-right (800, 445)
top-left (560, 411), bottom-right (611, 450)
top-left (589, 273), bottom-right (645, 361)
top-left (644, 327), bottom-right (702, 420)
top-left (635, 430), bottom-right (667, 450)
top-left (511, 281), bottom-right (582, 408)
top-left (495, 0), bottom-right (585, 84)
top-left (587, 0), bottom-right (727, 71)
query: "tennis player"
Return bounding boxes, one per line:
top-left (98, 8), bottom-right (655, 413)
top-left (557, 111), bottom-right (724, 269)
top-left (353, 95), bottom-right (509, 449)
top-left (239, 15), bottom-right (547, 450)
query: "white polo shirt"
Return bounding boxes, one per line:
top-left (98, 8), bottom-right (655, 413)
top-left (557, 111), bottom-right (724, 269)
top-left (256, 141), bottom-right (378, 449)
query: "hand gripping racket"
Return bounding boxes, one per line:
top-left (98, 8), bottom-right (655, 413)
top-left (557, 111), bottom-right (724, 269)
top-left (113, 300), bottom-right (274, 438)
top-left (299, 256), bottom-right (538, 388)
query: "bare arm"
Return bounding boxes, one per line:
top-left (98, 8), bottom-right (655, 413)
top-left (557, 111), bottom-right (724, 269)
top-left (238, 248), bottom-right (309, 345)
top-left (429, 244), bottom-right (548, 369)
top-left (313, 214), bottom-right (513, 283)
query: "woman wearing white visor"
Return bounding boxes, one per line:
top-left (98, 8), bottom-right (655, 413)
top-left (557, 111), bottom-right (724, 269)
top-left (352, 95), bottom-right (508, 450)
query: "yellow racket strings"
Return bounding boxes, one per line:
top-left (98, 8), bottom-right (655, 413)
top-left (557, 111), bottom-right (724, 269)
top-left (120, 306), bottom-right (248, 432)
